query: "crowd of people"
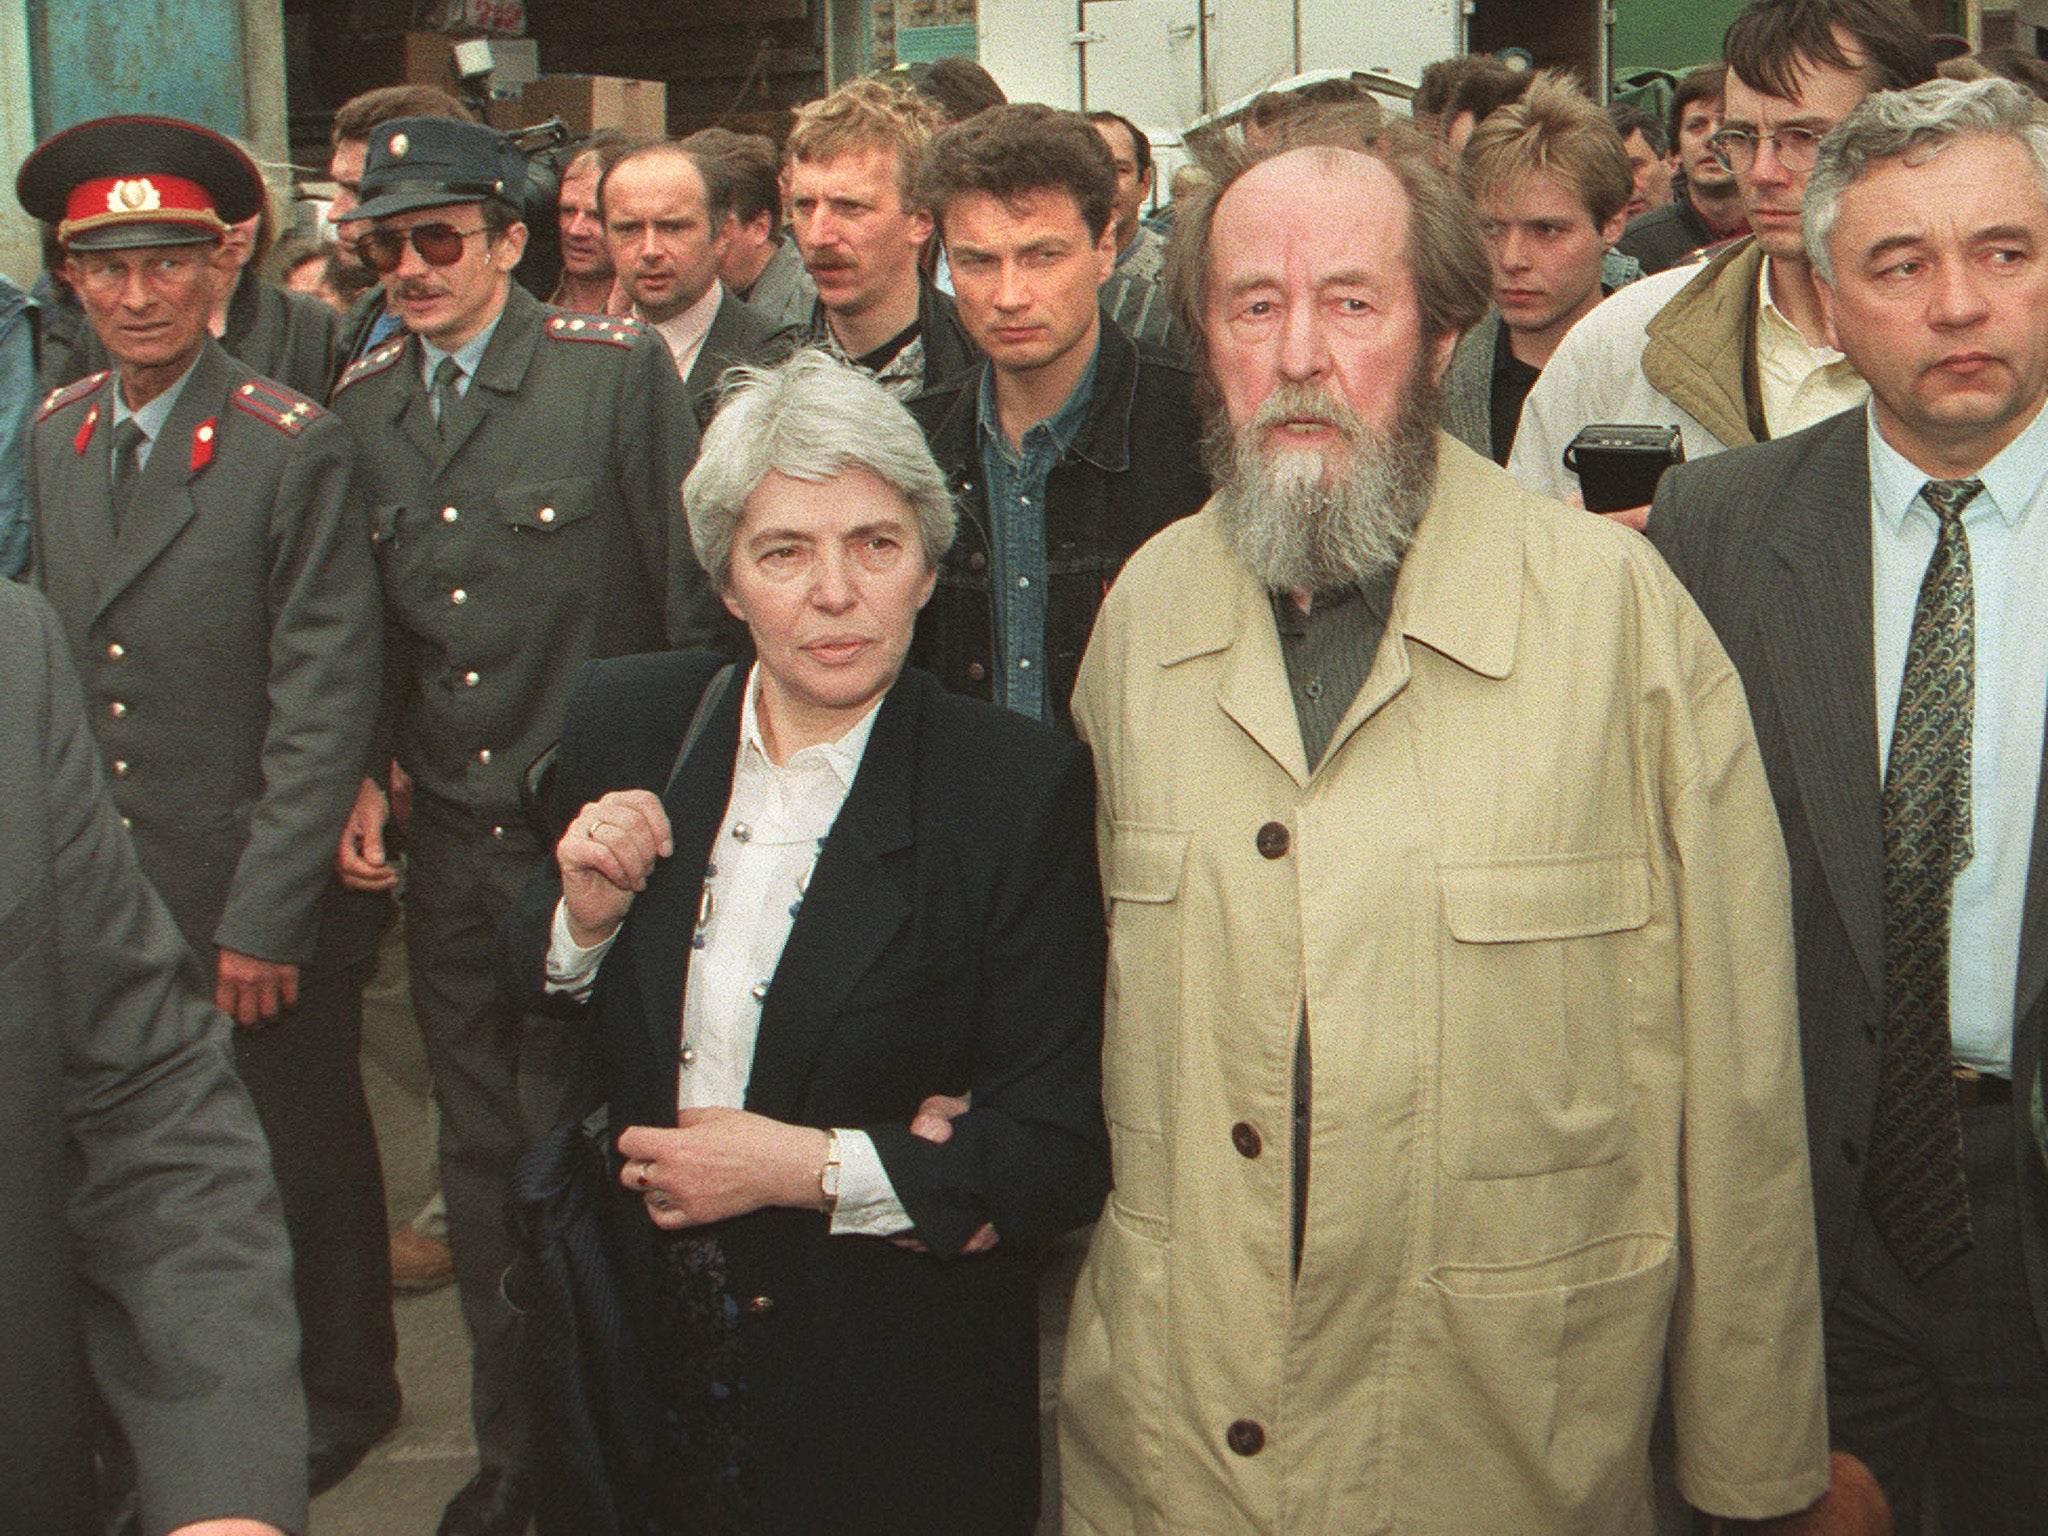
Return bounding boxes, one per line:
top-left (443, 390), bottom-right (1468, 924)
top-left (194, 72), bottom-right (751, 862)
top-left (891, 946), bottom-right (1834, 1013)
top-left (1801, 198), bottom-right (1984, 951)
top-left (4, 0), bottom-right (2048, 1532)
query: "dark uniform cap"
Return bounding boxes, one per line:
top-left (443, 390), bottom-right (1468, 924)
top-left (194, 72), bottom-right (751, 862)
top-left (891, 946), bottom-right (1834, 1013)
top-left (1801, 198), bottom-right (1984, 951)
top-left (17, 114), bottom-right (265, 251)
top-left (344, 117), bottom-right (528, 224)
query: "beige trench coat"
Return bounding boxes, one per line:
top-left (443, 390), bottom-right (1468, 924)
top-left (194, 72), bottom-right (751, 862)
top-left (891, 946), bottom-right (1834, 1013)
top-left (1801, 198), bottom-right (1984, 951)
top-left (1062, 438), bottom-right (1829, 1535)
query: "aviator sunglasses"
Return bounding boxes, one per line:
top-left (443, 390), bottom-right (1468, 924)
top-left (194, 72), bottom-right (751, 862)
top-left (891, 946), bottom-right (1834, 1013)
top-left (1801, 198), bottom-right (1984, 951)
top-left (360, 221), bottom-right (488, 274)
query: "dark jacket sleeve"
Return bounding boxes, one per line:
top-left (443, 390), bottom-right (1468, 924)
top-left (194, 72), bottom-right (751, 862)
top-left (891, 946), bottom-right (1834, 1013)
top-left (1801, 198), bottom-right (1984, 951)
top-left (214, 409), bottom-right (384, 964)
top-left (20, 585), bottom-right (308, 1534)
top-left (861, 734), bottom-right (1111, 1255)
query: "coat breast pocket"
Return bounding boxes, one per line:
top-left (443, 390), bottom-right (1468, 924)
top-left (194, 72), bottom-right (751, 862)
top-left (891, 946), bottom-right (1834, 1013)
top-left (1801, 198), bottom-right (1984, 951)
top-left (1437, 852), bottom-right (1650, 1180)
top-left (494, 477), bottom-right (597, 537)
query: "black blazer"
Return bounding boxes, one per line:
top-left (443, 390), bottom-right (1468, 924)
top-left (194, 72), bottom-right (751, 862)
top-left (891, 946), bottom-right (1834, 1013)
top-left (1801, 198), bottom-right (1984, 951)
top-left (502, 653), bottom-right (1109, 1534)
top-left (1648, 408), bottom-right (2048, 1350)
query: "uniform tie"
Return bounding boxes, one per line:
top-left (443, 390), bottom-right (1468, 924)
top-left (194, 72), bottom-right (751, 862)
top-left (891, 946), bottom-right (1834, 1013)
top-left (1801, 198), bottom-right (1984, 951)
top-left (1868, 476), bottom-right (1981, 1282)
top-left (431, 355), bottom-right (464, 432)
top-left (109, 418), bottom-right (147, 531)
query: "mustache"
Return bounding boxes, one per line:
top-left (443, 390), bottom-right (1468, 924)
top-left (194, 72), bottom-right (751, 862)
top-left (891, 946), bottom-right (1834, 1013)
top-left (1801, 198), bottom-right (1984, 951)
top-left (1243, 383), bottom-right (1368, 446)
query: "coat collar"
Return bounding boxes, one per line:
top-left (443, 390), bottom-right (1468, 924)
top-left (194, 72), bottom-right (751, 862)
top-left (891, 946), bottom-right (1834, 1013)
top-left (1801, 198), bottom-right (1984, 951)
top-left (1155, 434), bottom-right (1521, 680)
top-left (92, 337), bottom-right (237, 619)
top-left (388, 283), bottom-right (545, 474)
top-left (1155, 434), bottom-right (1523, 784)
top-left (1642, 236), bottom-right (1764, 451)
top-left (625, 667), bottom-right (924, 1118)
top-left (917, 306), bottom-right (1142, 479)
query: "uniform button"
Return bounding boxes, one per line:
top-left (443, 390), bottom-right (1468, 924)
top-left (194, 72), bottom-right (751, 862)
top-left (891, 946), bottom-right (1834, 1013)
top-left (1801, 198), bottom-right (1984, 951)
top-left (106, 642), bottom-right (124, 659)
top-left (108, 700), bottom-right (127, 718)
top-left (112, 759), bottom-right (130, 777)
top-left (751, 981), bottom-right (769, 1001)
top-left (680, 1047), bottom-right (698, 1067)
top-left (442, 506), bottom-right (459, 522)
top-left (464, 670), bottom-right (480, 687)
top-left (744, 1294), bottom-right (776, 1316)
top-left (451, 587), bottom-right (468, 604)
top-left (1226, 1419), bottom-right (1265, 1456)
top-left (477, 748), bottom-right (492, 764)
top-left (1231, 1122), bottom-right (1262, 1158)
top-left (1840, 1140), bottom-right (1860, 1165)
top-left (1018, 657), bottom-right (1032, 670)
top-left (538, 506), bottom-right (555, 523)
top-left (1256, 821), bottom-right (1290, 858)
top-left (120, 814), bottom-right (132, 829)
top-left (490, 824), bottom-right (505, 839)
top-left (967, 550), bottom-right (987, 571)
top-left (966, 662), bottom-right (986, 681)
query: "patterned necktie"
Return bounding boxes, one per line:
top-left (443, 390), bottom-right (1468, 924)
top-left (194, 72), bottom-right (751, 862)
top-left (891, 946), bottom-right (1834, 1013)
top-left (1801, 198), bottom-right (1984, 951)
top-left (1868, 476), bottom-right (1981, 1282)
top-left (431, 355), bottom-right (463, 433)
top-left (109, 418), bottom-right (147, 532)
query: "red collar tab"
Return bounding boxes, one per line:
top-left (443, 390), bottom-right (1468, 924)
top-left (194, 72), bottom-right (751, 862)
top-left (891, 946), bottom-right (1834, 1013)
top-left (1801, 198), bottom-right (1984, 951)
top-left (73, 403), bottom-right (100, 456)
top-left (191, 417), bottom-right (217, 473)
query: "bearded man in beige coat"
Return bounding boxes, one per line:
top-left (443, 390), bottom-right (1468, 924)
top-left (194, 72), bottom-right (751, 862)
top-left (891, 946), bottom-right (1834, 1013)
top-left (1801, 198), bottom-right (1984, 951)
top-left (1062, 130), bottom-right (1850, 1534)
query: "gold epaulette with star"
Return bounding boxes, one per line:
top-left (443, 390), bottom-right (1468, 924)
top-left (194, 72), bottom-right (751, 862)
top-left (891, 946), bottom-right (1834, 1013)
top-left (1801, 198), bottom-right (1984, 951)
top-left (332, 338), bottom-right (407, 397)
top-left (546, 313), bottom-right (642, 348)
top-left (232, 378), bottom-right (323, 436)
top-left (37, 370), bottom-right (109, 423)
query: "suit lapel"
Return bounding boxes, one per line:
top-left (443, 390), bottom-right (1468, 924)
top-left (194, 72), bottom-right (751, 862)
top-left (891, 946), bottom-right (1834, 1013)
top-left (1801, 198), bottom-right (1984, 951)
top-left (93, 342), bottom-right (230, 620)
top-left (433, 299), bottom-right (540, 478)
top-left (684, 291), bottom-right (741, 400)
top-left (390, 339), bottom-right (443, 468)
top-left (743, 675), bottom-right (919, 1119)
top-left (630, 673), bottom-right (747, 1091)
top-left (1761, 415), bottom-right (1887, 1003)
top-left (59, 374), bottom-right (121, 592)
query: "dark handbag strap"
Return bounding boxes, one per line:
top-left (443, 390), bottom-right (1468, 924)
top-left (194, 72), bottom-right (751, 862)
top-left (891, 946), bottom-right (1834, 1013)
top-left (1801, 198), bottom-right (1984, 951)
top-left (665, 663), bottom-right (736, 798)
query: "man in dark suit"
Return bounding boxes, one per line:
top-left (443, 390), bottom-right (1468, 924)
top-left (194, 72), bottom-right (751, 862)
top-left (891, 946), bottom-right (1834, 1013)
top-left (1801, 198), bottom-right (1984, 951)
top-left (17, 114), bottom-right (398, 1495)
top-left (598, 139), bottom-right (794, 421)
top-left (0, 580), bottom-right (306, 1536)
top-left (1649, 77), bottom-right (2048, 1532)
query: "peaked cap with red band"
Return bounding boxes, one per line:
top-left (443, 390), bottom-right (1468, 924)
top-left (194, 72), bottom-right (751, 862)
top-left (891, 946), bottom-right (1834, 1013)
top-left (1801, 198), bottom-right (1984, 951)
top-left (16, 115), bottom-right (265, 251)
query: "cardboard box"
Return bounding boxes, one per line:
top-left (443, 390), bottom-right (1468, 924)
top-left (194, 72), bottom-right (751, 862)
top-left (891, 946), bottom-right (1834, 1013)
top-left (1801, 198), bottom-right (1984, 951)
top-left (487, 76), bottom-right (667, 140)
top-left (399, 31), bottom-right (538, 92)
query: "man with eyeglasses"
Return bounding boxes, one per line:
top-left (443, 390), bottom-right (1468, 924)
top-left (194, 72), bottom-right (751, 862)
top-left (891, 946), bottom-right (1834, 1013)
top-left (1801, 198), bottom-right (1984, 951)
top-left (326, 115), bottom-right (709, 1536)
top-left (1509, 0), bottom-right (1935, 522)
top-left (16, 114), bottom-right (398, 1498)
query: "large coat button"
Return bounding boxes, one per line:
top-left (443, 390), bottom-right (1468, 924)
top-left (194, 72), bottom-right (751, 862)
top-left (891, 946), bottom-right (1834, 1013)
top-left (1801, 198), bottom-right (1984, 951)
top-left (967, 550), bottom-right (988, 571)
top-left (1231, 1122), bottom-right (1262, 1159)
top-left (1256, 822), bottom-right (1290, 859)
top-left (1226, 1419), bottom-right (1265, 1456)
top-left (744, 1294), bottom-right (776, 1316)
top-left (966, 662), bottom-right (986, 682)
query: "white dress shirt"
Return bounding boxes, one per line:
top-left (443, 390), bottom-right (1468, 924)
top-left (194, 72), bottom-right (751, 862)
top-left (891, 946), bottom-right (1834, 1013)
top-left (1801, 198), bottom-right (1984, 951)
top-left (643, 281), bottom-right (724, 380)
top-left (1756, 257), bottom-right (1867, 438)
top-left (546, 664), bottom-right (912, 1235)
top-left (1868, 398), bottom-right (2048, 1075)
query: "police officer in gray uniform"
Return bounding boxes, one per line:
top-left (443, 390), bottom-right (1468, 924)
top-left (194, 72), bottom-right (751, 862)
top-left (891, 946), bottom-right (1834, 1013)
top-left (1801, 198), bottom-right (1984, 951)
top-left (17, 114), bottom-right (397, 1494)
top-left (327, 116), bottom-right (710, 1536)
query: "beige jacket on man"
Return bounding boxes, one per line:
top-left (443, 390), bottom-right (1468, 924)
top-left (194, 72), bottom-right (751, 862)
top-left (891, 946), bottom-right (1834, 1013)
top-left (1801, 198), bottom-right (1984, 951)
top-left (1062, 437), bottom-right (1829, 1535)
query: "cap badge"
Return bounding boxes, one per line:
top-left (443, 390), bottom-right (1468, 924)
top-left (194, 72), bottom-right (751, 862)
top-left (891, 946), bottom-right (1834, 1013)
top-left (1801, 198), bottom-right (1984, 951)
top-left (109, 178), bottom-right (161, 213)
top-left (389, 132), bottom-right (409, 158)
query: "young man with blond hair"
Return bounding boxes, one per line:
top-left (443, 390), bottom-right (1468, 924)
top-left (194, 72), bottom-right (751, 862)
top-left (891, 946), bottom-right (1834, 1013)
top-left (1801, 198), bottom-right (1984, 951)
top-left (786, 77), bottom-right (979, 397)
top-left (1442, 72), bottom-right (1635, 464)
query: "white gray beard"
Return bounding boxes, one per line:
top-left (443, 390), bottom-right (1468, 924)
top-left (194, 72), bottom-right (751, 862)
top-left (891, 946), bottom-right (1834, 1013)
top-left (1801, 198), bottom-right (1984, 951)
top-left (1210, 381), bottom-right (1439, 595)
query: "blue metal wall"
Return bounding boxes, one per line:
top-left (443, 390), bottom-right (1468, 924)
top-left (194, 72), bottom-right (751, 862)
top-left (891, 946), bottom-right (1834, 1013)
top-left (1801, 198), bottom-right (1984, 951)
top-left (29, 0), bottom-right (248, 137)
